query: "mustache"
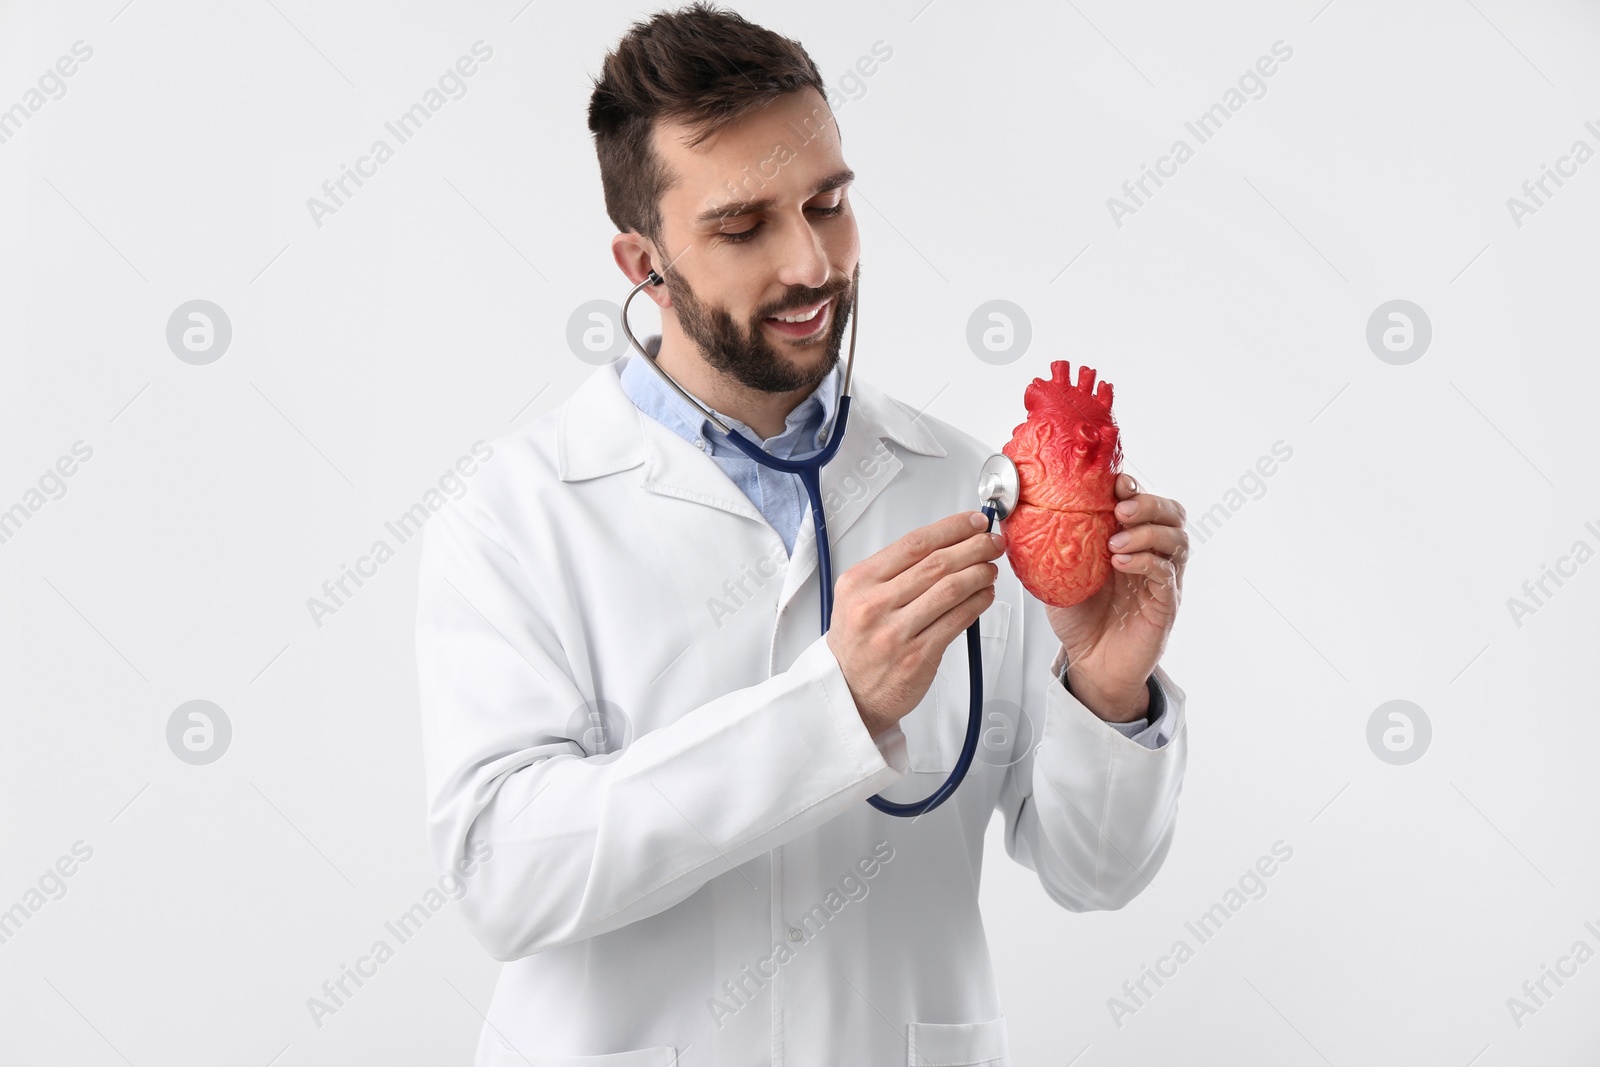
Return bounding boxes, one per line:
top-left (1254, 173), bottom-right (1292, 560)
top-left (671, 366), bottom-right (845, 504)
top-left (761, 278), bottom-right (853, 319)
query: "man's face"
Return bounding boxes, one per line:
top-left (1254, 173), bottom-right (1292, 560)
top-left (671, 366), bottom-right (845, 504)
top-left (650, 88), bottom-right (860, 396)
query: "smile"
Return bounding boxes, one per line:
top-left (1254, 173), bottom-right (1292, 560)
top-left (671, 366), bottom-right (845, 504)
top-left (765, 297), bottom-right (832, 339)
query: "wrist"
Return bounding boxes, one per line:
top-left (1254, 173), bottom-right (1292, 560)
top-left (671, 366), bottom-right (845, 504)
top-left (1063, 664), bottom-right (1151, 722)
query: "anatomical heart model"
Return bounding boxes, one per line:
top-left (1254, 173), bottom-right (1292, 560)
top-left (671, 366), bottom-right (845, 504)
top-left (1000, 361), bottom-right (1123, 608)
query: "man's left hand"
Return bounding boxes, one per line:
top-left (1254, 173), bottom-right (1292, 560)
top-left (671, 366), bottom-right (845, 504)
top-left (1043, 473), bottom-right (1187, 722)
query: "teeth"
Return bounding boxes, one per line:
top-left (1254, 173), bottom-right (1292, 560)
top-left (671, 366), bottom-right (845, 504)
top-left (773, 301), bottom-right (826, 324)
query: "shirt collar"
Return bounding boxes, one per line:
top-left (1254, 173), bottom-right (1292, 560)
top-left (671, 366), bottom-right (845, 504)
top-left (558, 345), bottom-right (947, 485)
top-left (619, 333), bottom-right (843, 455)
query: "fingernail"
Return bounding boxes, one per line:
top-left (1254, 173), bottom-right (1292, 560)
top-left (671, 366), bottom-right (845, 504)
top-left (991, 532), bottom-right (1006, 548)
top-left (1114, 553), bottom-right (1132, 564)
top-left (1108, 531), bottom-right (1129, 549)
top-left (970, 512), bottom-right (988, 529)
top-left (1117, 501), bottom-right (1136, 517)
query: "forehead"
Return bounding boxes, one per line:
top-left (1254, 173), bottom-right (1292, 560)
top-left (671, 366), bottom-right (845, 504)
top-left (652, 88), bottom-right (845, 218)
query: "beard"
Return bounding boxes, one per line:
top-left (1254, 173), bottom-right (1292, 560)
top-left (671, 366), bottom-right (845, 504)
top-left (664, 262), bottom-right (857, 395)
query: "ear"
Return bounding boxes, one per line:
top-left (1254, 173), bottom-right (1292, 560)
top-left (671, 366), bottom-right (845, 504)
top-left (611, 232), bottom-right (672, 309)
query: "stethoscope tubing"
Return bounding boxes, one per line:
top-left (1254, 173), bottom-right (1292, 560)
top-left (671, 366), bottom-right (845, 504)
top-left (619, 268), bottom-right (984, 817)
top-left (863, 503), bottom-right (998, 817)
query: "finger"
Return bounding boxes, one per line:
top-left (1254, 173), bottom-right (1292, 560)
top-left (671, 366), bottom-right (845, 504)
top-left (913, 583), bottom-right (996, 654)
top-left (893, 546), bottom-right (1002, 627)
top-left (1107, 522), bottom-right (1188, 561)
top-left (886, 542), bottom-right (1001, 636)
top-left (883, 521), bottom-right (1005, 605)
top-left (1114, 473), bottom-right (1140, 500)
top-left (832, 564), bottom-right (949, 679)
top-left (857, 511), bottom-right (989, 583)
top-left (1114, 492), bottom-right (1186, 529)
top-left (1109, 551), bottom-right (1181, 605)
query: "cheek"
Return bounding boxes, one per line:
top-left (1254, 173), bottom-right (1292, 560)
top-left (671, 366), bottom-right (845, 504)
top-left (829, 217), bottom-right (862, 266)
top-left (691, 267), bottom-right (763, 322)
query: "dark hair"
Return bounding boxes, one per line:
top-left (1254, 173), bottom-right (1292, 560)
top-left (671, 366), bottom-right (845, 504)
top-left (587, 2), bottom-right (829, 248)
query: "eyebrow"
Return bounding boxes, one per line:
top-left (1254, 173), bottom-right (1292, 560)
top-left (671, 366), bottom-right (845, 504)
top-left (696, 168), bottom-right (855, 225)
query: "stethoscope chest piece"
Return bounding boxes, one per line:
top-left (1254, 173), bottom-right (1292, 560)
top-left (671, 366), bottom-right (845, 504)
top-left (977, 453), bottom-right (1020, 521)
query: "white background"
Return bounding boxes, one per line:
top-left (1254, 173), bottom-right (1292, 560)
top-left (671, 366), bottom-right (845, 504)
top-left (2, 0), bottom-right (1598, 1063)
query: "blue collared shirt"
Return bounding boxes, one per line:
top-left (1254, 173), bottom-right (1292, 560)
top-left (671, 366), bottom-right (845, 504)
top-left (618, 337), bottom-right (842, 558)
top-left (617, 336), bottom-right (1163, 747)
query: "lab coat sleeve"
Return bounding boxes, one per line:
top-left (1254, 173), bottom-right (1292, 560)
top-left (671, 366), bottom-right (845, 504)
top-left (1061, 659), bottom-right (1170, 750)
top-left (415, 499), bottom-right (909, 963)
top-left (995, 591), bottom-right (1187, 912)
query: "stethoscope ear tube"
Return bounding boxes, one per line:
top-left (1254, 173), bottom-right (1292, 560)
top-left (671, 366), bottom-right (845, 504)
top-left (620, 263), bottom-right (858, 439)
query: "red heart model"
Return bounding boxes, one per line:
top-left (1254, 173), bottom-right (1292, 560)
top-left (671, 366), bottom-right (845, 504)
top-left (999, 361), bottom-right (1123, 608)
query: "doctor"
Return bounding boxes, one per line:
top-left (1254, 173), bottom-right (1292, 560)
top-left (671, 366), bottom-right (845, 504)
top-left (415, 4), bottom-right (1190, 1064)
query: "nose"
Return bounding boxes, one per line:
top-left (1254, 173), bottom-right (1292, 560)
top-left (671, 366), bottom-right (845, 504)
top-left (772, 211), bottom-right (832, 293)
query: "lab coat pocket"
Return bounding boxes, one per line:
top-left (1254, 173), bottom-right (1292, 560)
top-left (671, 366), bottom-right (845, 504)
top-left (903, 599), bottom-right (1011, 773)
top-left (488, 1043), bottom-right (678, 1066)
top-left (905, 1014), bottom-right (1011, 1066)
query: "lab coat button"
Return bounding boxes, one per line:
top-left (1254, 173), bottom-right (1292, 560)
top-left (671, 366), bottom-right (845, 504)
top-left (787, 927), bottom-right (803, 942)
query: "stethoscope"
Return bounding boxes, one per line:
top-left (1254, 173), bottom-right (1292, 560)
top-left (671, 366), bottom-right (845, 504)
top-left (620, 267), bottom-right (1021, 816)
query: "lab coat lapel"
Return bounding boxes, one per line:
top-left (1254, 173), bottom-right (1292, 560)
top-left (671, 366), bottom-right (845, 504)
top-left (556, 359), bottom-right (949, 610)
top-left (557, 358), bottom-right (764, 526)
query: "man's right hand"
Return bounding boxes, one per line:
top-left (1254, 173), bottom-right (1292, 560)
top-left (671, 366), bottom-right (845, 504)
top-left (826, 511), bottom-right (1005, 740)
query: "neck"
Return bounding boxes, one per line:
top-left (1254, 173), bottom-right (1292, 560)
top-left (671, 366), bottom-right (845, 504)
top-left (652, 321), bottom-right (825, 441)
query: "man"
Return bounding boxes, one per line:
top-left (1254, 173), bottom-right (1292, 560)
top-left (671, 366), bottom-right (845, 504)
top-left (415, 4), bottom-right (1190, 1063)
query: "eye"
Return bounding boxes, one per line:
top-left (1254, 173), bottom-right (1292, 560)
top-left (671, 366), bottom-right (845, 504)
top-left (714, 200), bottom-right (847, 245)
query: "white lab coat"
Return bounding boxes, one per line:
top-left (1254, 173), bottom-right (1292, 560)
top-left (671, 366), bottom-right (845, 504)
top-left (415, 356), bottom-right (1188, 1066)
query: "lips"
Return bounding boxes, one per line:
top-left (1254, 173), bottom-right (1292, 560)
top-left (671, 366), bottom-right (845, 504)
top-left (764, 296), bottom-right (833, 337)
